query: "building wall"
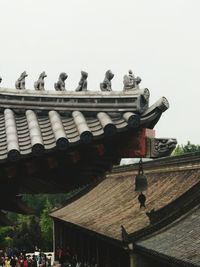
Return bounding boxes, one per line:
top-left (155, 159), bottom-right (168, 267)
top-left (54, 219), bottom-right (130, 267)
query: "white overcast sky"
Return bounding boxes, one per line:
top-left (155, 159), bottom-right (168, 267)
top-left (0, 0), bottom-right (199, 145)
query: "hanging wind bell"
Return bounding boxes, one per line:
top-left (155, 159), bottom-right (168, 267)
top-left (135, 158), bottom-right (148, 208)
top-left (135, 158), bottom-right (148, 192)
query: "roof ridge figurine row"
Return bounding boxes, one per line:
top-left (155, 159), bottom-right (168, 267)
top-left (0, 70), bottom-right (141, 91)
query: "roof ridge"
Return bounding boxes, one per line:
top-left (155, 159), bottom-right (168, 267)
top-left (112, 152), bottom-right (200, 174)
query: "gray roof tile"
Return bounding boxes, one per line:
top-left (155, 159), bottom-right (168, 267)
top-left (137, 205), bottom-right (200, 266)
top-left (1, 108), bottom-right (135, 161)
top-left (4, 109), bottom-right (20, 154)
top-left (0, 91), bottom-right (168, 162)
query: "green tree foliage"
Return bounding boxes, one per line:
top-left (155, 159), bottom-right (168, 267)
top-left (39, 199), bottom-right (53, 251)
top-left (22, 194), bottom-right (68, 216)
top-left (0, 188), bottom-right (87, 251)
top-left (12, 216), bottom-right (42, 252)
top-left (173, 141), bottom-right (200, 156)
top-left (0, 226), bottom-right (13, 248)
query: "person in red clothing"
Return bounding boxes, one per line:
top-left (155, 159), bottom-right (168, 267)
top-left (19, 253), bottom-right (24, 267)
top-left (23, 258), bottom-right (28, 267)
top-left (58, 248), bottom-right (65, 265)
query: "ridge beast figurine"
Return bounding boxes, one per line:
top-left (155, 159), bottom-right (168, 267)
top-left (123, 70), bottom-right (141, 91)
top-left (54, 72), bottom-right (68, 91)
top-left (34, 71), bottom-right (47, 91)
top-left (100, 70), bottom-right (114, 91)
top-left (75, 71), bottom-right (88, 91)
top-left (15, 71), bottom-right (28, 90)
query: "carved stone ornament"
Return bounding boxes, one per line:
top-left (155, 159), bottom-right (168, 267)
top-left (15, 71), bottom-right (28, 90)
top-left (34, 71), bottom-right (47, 91)
top-left (149, 138), bottom-right (177, 158)
top-left (75, 71), bottom-right (88, 91)
top-left (54, 72), bottom-right (68, 91)
top-left (100, 70), bottom-right (114, 91)
top-left (123, 70), bottom-right (141, 91)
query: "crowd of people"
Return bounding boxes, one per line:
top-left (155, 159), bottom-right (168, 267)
top-left (0, 248), bottom-right (50, 267)
top-left (56, 247), bottom-right (97, 267)
top-left (0, 247), bottom-right (98, 267)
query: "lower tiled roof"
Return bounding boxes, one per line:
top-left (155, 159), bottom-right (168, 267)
top-left (50, 158), bottom-right (200, 240)
top-left (136, 204), bottom-right (200, 266)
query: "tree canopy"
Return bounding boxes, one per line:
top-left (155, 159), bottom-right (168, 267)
top-left (0, 190), bottom-right (85, 252)
top-left (172, 141), bottom-right (200, 156)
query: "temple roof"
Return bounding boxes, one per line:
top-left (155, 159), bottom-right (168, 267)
top-left (136, 204), bottom-right (200, 267)
top-left (50, 153), bottom-right (200, 241)
top-left (0, 88), bottom-right (168, 162)
top-left (0, 83), bottom-right (176, 197)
